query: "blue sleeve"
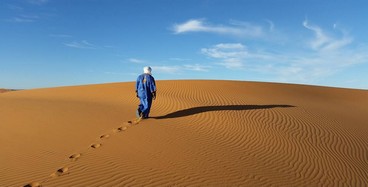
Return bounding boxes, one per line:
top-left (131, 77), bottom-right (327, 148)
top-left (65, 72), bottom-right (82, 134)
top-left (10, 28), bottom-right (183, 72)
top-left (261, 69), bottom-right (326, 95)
top-left (136, 75), bottom-right (141, 91)
top-left (149, 76), bottom-right (156, 92)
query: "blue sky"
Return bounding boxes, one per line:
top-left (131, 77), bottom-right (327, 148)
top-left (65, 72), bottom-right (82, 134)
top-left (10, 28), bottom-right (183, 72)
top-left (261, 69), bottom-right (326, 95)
top-left (1, 0), bottom-right (368, 89)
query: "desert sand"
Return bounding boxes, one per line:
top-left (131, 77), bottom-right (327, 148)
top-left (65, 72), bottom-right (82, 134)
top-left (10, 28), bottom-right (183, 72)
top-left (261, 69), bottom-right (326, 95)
top-left (0, 80), bottom-right (367, 187)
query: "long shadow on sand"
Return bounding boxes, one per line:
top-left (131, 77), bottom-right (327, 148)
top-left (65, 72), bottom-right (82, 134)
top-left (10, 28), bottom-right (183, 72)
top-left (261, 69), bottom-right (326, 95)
top-left (152, 104), bottom-right (295, 119)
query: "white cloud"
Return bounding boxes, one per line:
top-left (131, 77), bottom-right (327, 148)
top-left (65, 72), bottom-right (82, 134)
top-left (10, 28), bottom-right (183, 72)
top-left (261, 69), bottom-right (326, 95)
top-left (264, 19), bottom-right (275, 32)
top-left (199, 20), bottom-right (368, 85)
top-left (128, 58), bottom-right (144, 63)
top-left (201, 43), bottom-right (247, 69)
top-left (173, 19), bottom-right (264, 38)
top-left (183, 64), bottom-right (211, 72)
top-left (6, 1), bottom-right (48, 23)
top-left (151, 66), bottom-right (181, 74)
top-left (173, 19), bottom-right (205, 33)
top-left (303, 19), bottom-right (353, 52)
top-left (64, 40), bottom-right (96, 49)
top-left (172, 18), bottom-right (367, 87)
top-left (152, 64), bottom-right (211, 74)
top-left (298, 20), bottom-right (364, 74)
top-left (220, 58), bottom-right (244, 69)
top-left (215, 43), bottom-right (245, 49)
top-left (27, 0), bottom-right (48, 5)
top-left (7, 17), bottom-right (34, 23)
top-left (201, 43), bottom-right (246, 58)
top-left (169, 57), bottom-right (191, 61)
top-left (303, 19), bottom-right (329, 49)
top-left (6, 14), bottom-right (40, 23)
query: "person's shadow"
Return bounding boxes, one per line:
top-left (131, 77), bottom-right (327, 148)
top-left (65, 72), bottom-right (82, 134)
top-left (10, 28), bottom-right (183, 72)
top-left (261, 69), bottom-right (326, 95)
top-left (152, 104), bottom-right (295, 119)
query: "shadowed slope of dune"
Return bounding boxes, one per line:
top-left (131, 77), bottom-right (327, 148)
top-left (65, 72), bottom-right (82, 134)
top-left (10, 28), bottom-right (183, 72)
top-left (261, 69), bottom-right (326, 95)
top-left (0, 80), bottom-right (367, 187)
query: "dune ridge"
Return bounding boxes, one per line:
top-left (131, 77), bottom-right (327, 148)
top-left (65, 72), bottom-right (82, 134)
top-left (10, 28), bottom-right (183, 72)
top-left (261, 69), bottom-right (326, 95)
top-left (0, 80), bottom-right (367, 186)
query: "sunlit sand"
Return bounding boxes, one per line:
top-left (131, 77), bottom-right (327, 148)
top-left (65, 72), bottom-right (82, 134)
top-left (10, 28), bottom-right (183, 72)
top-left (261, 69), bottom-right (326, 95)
top-left (1, 80), bottom-right (367, 186)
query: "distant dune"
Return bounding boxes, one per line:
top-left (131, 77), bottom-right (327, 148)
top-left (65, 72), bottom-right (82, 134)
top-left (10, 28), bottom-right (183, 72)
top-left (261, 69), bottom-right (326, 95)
top-left (0, 80), bottom-right (367, 187)
top-left (0, 88), bottom-right (13, 93)
top-left (0, 89), bottom-right (19, 93)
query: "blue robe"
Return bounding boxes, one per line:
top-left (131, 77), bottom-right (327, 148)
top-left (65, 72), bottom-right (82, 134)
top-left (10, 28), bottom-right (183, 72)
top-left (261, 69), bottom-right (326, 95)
top-left (136, 73), bottom-right (156, 118)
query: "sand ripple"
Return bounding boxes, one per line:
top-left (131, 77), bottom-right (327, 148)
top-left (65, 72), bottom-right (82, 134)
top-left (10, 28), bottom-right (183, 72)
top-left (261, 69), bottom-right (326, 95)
top-left (0, 81), bottom-right (367, 186)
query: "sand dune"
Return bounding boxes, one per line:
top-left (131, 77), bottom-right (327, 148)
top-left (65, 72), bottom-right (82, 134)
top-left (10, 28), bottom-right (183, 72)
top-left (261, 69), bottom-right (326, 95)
top-left (0, 80), bottom-right (367, 187)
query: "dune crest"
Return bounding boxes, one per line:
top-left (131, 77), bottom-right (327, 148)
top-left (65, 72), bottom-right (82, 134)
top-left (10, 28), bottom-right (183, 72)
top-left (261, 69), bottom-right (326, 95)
top-left (0, 80), bottom-right (367, 186)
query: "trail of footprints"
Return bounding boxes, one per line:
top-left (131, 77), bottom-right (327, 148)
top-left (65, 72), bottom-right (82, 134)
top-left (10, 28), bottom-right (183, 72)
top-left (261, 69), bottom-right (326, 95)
top-left (23, 119), bottom-right (141, 187)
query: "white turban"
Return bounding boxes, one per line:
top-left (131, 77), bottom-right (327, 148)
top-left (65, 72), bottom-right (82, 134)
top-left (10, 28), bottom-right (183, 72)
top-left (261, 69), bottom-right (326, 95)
top-left (143, 66), bottom-right (152, 74)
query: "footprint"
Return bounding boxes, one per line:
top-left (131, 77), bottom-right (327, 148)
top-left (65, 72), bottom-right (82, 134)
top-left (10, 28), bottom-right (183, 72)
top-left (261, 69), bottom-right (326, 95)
top-left (23, 182), bottom-right (42, 187)
top-left (100, 134), bottom-right (110, 139)
top-left (69, 153), bottom-right (81, 161)
top-left (127, 119), bottom-right (140, 125)
top-left (50, 167), bottom-right (69, 177)
top-left (133, 118), bottom-right (143, 124)
top-left (113, 126), bottom-right (127, 133)
top-left (91, 143), bottom-right (102, 149)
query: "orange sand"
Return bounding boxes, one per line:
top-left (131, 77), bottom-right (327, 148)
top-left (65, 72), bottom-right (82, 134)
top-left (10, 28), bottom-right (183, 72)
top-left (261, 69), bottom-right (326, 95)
top-left (0, 80), bottom-right (367, 186)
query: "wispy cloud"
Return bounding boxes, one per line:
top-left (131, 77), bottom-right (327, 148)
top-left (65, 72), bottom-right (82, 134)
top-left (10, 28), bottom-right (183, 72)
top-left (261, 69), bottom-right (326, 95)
top-left (152, 64), bottom-right (211, 74)
top-left (104, 72), bottom-right (127, 75)
top-left (6, 14), bottom-right (40, 23)
top-left (303, 19), bottom-right (353, 52)
top-left (264, 19), bottom-right (275, 32)
top-left (198, 20), bottom-right (368, 85)
top-left (169, 57), bottom-right (191, 61)
top-left (27, 0), bottom-right (49, 5)
top-left (201, 43), bottom-right (247, 69)
top-left (152, 66), bottom-right (181, 74)
top-left (7, 17), bottom-right (34, 23)
top-left (172, 19), bottom-right (264, 38)
top-left (183, 64), bottom-right (211, 72)
top-left (49, 34), bottom-right (72, 38)
top-left (7, 4), bottom-right (24, 11)
top-left (128, 58), bottom-right (145, 63)
top-left (6, 2), bottom-right (47, 23)
top-left (64, 40), bottom-right (96, 49)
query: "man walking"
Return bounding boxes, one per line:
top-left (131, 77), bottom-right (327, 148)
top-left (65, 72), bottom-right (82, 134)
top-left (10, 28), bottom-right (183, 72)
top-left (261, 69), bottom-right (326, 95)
top-left (136, 66), bottom-right (156, 119)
